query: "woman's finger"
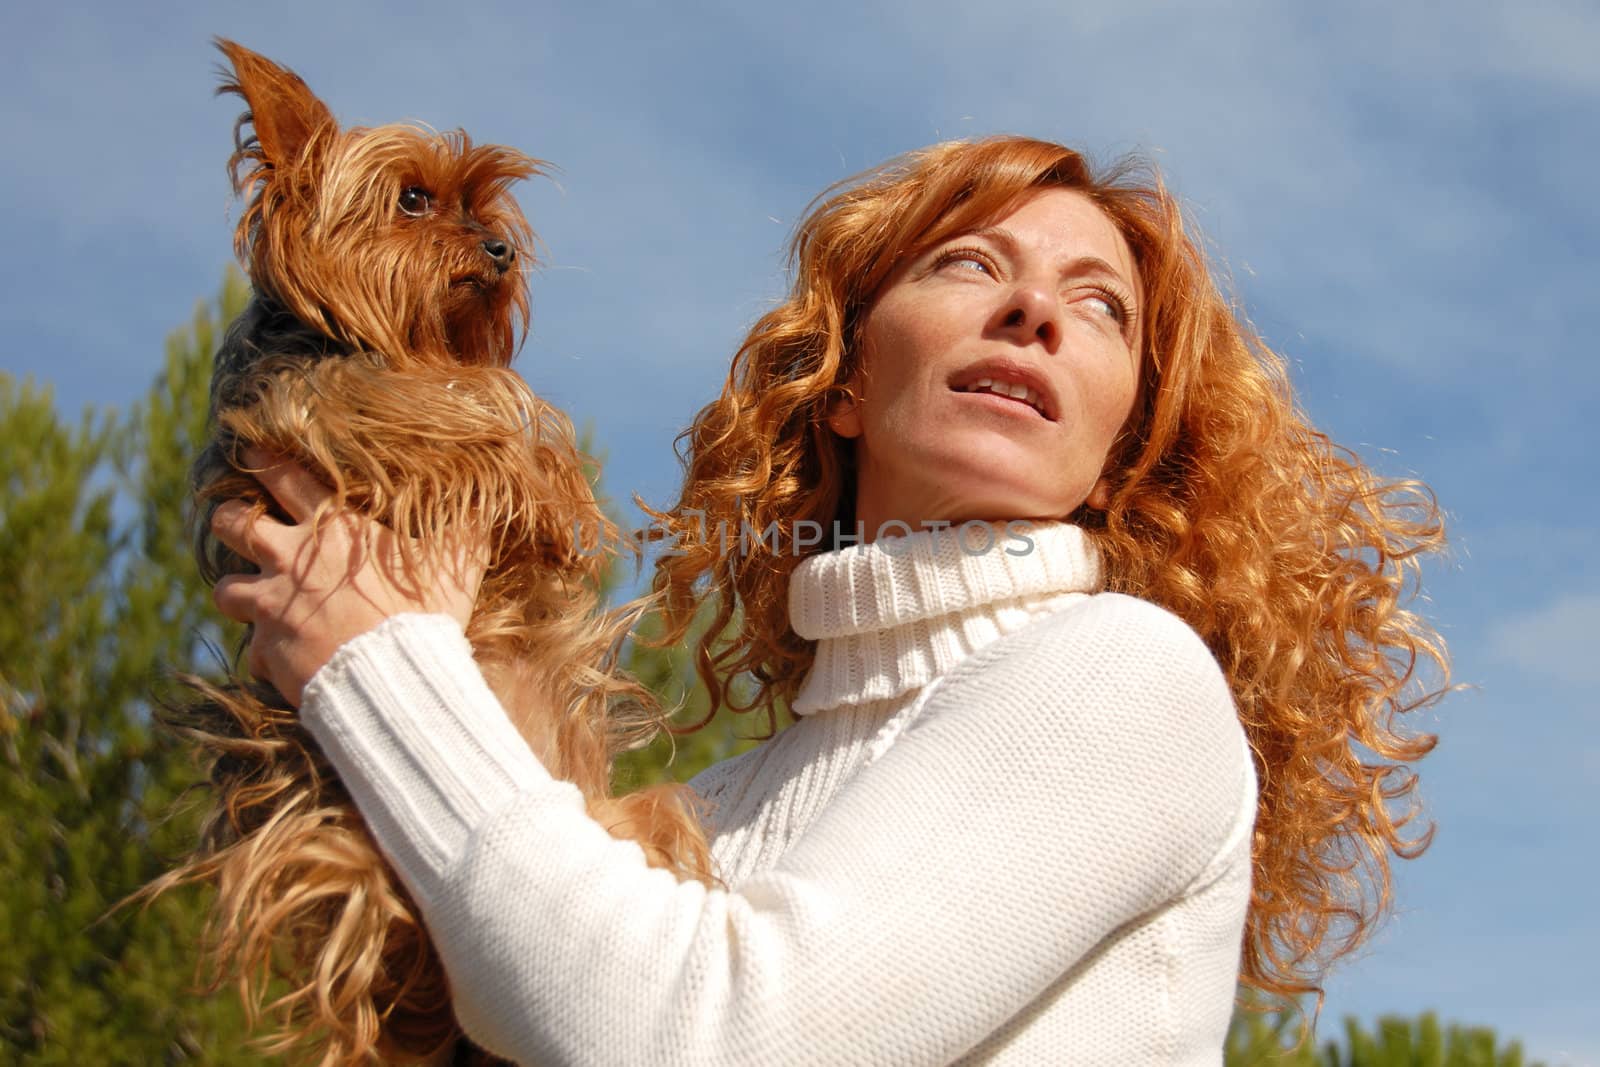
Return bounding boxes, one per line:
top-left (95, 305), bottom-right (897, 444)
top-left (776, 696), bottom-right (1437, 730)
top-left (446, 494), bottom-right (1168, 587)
top-left (246, 448), bottom-right (332, 526)
top-left (211, 500), bottom-right (281, 565)
top-left (213, 572), bottom-right (261, 624)
top-left (247, 641), bottom-right (273, 690)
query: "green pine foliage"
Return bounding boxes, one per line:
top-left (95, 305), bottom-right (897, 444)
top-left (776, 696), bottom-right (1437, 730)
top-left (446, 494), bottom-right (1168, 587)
top-left (613, 601), bottom-right (768, 791)
top-left (0, 269), bottom-right (270, 1063)
top-left (1224, 998), bottom-right (1545, 1067)
top-left (573, 423), bottom-right (769, 791)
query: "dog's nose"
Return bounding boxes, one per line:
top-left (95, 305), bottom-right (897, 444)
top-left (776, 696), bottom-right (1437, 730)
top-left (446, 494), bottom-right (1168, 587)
top-left (481, 238), bottom-right (515, 272)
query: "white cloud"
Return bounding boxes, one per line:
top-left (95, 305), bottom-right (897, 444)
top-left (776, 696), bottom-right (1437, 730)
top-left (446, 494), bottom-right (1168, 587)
top-left (1490, 592), bottom-right (1600, 685)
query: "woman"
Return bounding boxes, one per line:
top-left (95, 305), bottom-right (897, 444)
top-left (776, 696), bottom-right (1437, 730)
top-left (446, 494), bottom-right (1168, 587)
top-left (213, 136), bottom-right (1448, 1064)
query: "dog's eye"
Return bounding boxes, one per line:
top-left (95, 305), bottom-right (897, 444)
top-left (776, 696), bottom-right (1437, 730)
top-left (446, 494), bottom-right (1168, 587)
top-left (398, 187), bottom-right (432, 217)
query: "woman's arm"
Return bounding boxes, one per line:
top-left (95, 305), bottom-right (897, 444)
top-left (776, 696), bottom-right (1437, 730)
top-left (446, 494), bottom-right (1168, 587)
top-left (301, 596), bottom-right (1252, 1066)
top-left (212, 461), bottom-right (1252, 1064)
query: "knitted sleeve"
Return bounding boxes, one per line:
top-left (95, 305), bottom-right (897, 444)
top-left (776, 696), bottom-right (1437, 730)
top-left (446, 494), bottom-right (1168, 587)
top-left (300, 593), bottom-right (1250, 1066)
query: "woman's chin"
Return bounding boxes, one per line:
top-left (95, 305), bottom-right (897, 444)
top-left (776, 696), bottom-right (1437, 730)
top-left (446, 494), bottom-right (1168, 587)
top-left (859, 488), bottom-right (1081, 539)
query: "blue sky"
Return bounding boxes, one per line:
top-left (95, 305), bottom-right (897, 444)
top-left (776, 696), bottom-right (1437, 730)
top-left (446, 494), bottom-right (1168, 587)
top-left (3, 1), bottom-right (1596, 1060)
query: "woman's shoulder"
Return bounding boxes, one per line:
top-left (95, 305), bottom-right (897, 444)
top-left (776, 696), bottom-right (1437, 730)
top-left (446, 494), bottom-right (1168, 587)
top-left (922, 590), bottom-right (1243, 766)
top-left (961, 591), bottom-right (1227, 694)
top-left (898, 589), bottom-right (1255, 895)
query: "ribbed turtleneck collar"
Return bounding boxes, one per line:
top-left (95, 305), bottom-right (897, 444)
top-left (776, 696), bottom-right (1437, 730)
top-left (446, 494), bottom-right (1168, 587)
top-left (787, 521), bottom-right (1102, 714)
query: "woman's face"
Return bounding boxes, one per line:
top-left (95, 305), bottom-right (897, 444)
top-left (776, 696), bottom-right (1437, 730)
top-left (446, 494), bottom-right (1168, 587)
top-left (829, 187), bottom-right (1143, 541)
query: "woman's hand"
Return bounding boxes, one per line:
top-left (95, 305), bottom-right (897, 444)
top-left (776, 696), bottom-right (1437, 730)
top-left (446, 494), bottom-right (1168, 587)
top-left (211, 450), bottom-right (488, 707)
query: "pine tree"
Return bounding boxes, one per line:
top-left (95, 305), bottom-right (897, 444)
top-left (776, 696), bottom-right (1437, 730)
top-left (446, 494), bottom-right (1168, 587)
top-left (1224, 998), bottom-right (1545, 1067)
top-left (0, 270), bottom-right (269, 1064)
top-left (614, 599), bottom-right (767, 791)
top-left (574, 427), bottom-right (768, 792)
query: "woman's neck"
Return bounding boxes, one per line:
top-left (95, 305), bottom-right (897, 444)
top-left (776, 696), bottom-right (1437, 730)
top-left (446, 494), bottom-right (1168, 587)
top-left (787, 520), bottom-right (1103, 714)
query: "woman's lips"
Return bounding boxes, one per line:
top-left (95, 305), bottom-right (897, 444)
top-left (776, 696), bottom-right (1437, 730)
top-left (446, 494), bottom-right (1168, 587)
top-left (947, 382), bottom-right (1049, 419)
top-left (946, 362), bottom-right (1058, 421)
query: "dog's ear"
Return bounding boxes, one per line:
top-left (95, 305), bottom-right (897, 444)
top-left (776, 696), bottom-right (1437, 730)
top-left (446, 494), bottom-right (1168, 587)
top-left (214, 38), bottom-right (335, 169)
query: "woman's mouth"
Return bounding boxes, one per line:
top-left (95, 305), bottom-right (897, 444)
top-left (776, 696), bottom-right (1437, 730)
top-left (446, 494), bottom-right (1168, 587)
top-left (953, 378), bottom-right (1051, 419)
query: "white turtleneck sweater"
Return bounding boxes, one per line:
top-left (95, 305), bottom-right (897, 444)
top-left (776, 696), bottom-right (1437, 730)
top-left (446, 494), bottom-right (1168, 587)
top-left (301, 522), bottom-right (1257, 1066)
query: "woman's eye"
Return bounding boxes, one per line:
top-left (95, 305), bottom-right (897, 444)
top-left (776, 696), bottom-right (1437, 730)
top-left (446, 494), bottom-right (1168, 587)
top-left (398, 187), bottom-right (432, 216)
top-left (1084, 293), bottom-right (1124, 322)
top-left (938, 249), bottom-right (994, 275)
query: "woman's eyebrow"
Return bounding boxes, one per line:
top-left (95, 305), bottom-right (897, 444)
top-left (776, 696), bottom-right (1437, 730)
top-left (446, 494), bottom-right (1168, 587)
top-left (963, 225), bottom-right (1020, 253)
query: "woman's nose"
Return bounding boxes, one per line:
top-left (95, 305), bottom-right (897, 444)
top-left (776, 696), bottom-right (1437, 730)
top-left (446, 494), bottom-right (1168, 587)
top-left (992, 283), bottom-right (1060, 351)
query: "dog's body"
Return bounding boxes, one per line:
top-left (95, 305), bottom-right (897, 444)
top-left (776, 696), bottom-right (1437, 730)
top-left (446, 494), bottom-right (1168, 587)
top-left (158, 41), bottom-right (712, 1065)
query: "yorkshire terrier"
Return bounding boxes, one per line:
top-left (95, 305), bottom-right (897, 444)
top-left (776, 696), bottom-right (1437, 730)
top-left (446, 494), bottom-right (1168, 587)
top-left (149, 40), bottom-right (713, 1066)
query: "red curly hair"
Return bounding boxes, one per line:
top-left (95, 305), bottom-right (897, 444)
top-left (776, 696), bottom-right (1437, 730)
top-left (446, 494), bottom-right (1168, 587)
top-left (638, 135), bottom-right (1450, 1007)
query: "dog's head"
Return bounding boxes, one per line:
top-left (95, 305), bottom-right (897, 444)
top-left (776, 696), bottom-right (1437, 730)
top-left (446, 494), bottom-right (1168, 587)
top-left (215, 39), bottom-right (539, 367)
